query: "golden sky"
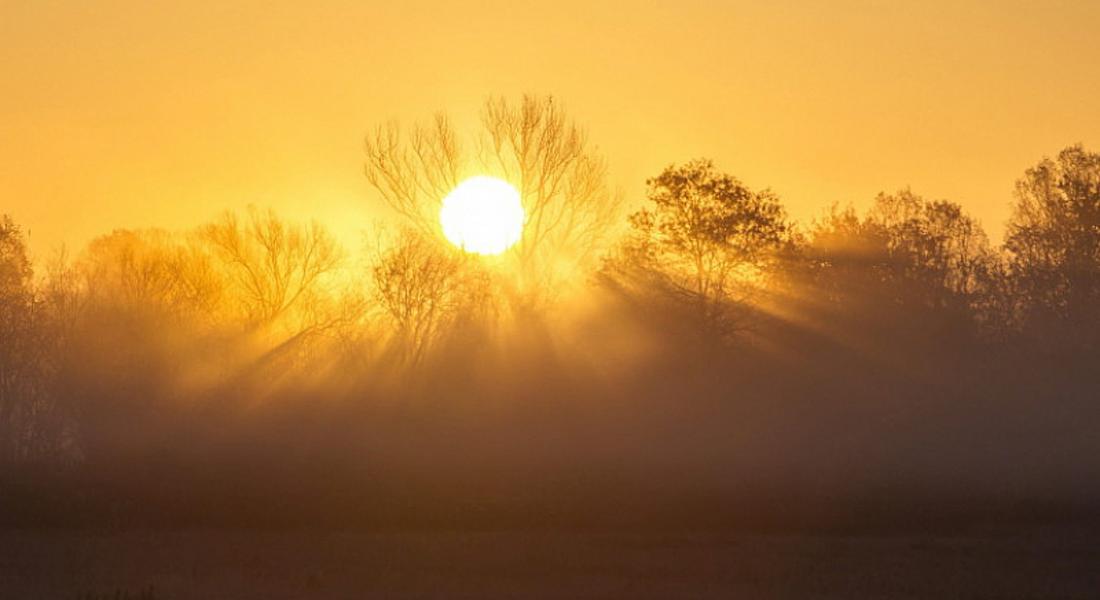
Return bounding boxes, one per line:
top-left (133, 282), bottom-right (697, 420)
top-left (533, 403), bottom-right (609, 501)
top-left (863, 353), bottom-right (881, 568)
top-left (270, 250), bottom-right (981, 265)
top-left (3, 0), bottom-right (1099, 260)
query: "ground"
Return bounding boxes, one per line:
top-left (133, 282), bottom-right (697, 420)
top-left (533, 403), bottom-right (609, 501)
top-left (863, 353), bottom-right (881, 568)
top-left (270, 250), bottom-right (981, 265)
top-left (2, 528), bottom-right (1098, 599)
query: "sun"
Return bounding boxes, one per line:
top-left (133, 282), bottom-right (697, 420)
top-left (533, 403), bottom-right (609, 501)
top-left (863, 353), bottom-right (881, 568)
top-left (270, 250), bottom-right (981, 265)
top-left (439, 176), bottom-right (525, 255)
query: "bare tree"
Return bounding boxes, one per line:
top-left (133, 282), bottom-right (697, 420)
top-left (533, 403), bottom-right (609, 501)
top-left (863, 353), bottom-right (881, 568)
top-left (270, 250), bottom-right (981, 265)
top-left (364, 114), bottom-right (465, 233)
top-left (371, 231), bottom-right (490, 365)
top-left (80, 229), bottom-right (223, 321)
top-left (479, 96), bottom-right (620, 280)
top-left (364, 95), bottom-right (620, 298)
top-left (201, 207), bottom-right (346, 334)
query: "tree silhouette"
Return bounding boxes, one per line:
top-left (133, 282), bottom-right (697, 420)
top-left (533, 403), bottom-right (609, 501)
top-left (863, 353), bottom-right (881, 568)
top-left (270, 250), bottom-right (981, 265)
top-left (201, 207), bottom-right (347, 335)
top-left (364, 95), bottom-right (620, 298)
top-left (372, 231), bottom-right (490, 365)
top-left (80, 229), bottom-right (222, 321)
top-left (0, 215), bottom-right (38, 459)
top-left (0, 216), bottom-right (69, 461)
top-left (0, 216), bottom-right (32, 308)
top-left (866, 190), bottom-right (995, 314)
top-left (1005, 145), bottom-right (1100, 348)
top-left (796, 191), bottom-right (998, 373)
top-left (604, 159), bottom-right (791, 337)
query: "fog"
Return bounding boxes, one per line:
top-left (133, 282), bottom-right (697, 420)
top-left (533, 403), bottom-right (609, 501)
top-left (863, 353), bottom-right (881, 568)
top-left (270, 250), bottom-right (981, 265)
top-left (2, 102), bottom-right (1099, 532)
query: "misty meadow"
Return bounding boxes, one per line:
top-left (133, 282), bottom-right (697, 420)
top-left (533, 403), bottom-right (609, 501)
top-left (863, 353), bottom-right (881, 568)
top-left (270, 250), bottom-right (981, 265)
top-left (4, 1), bottom-right (1100, 596)
top-left (4, 96), bottom-right (1100, 528)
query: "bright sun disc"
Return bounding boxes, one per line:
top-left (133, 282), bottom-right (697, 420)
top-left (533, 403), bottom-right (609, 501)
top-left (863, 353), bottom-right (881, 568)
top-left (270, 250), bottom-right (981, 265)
top-left (439, 176), bottom-right (525, 255)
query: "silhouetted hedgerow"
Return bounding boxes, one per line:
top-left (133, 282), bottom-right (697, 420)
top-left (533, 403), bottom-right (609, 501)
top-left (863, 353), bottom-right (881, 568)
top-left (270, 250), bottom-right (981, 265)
top-left (1, 144), bottom-right (1099, 529)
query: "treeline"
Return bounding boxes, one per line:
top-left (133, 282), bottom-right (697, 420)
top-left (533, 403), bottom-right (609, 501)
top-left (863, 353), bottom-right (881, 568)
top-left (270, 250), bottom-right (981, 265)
top-left (1, 96), bottom-right (1098, 528)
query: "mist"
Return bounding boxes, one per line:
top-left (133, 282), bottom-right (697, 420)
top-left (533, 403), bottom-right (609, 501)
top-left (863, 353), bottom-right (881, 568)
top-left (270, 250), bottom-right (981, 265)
top-left (3, 137), bottom-right (1100, 534)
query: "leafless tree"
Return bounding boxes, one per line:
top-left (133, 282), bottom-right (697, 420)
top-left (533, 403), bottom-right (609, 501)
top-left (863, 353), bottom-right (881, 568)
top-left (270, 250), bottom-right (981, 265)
top-left (371, 230), bottom-right (491, 365)
top-left (364, 114), bottom-right (464, 233)
top-left (364, 95), bottom-right (620, 298)
top-left (201, 207), bottom-right (347, 336)
top-left (80, 229), bottom-right (223, 321)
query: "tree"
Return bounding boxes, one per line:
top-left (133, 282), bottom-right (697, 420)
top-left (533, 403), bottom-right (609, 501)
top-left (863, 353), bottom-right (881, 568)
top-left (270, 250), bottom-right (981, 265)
top-left (371, 231), bottom-right (490, 365)
top-left (364, 95), bottom-right (620, 298)
top-left (604, 159), bottom-right (791, 337)
top-left (802, 203), bottom-right (894, 307)
top-left (808, 192), bottom-right (995, 313)
top-left (201, 207), bottom-right (346, 335)
top-left (867, 190), bottom-right (995, 312)
top-left (0, 215), bottom-right (37, 459)
top-left (0, 216), bottom-right (69, 461)
top-left (1005, 145), bottom-right (1100, 345)
top-left (80, 229), bottom-right (222, 321)
top-left (799, 191), bottom-right (999, 363)
top-left (0, 216), bottom-right (33, 311)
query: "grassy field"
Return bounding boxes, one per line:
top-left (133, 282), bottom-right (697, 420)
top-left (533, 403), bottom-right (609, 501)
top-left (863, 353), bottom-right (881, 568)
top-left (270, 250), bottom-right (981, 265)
top-left (2, 528), bottom-right (1098, 599)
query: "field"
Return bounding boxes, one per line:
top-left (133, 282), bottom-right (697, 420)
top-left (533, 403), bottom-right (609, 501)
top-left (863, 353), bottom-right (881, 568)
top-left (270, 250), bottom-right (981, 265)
top-left (3, 528), bottom-right (1098, 599)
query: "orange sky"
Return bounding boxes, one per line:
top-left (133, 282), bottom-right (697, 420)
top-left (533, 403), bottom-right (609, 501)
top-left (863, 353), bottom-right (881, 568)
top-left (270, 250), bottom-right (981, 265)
top-left (3, 0), bottom-right (1099, 261)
